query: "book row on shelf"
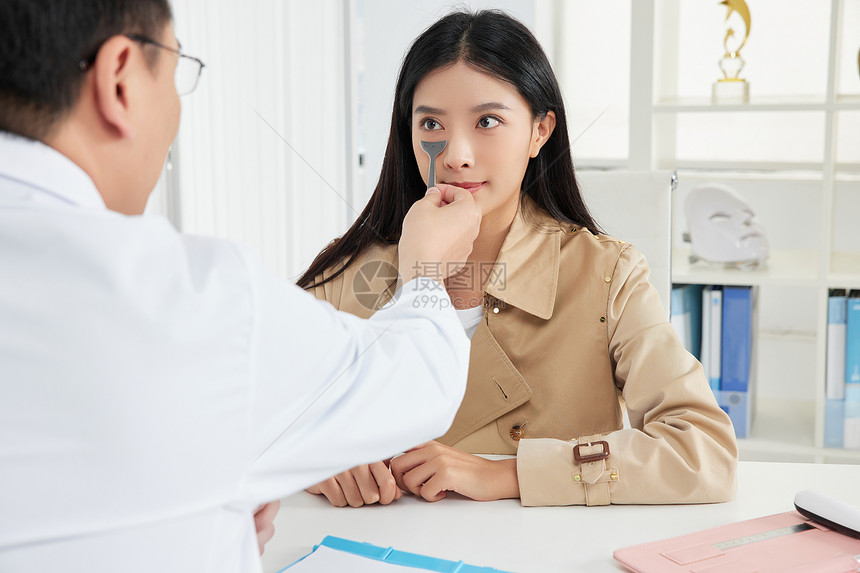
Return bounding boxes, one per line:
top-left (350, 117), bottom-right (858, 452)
top-left (670, 284), bottom-right (754, 440)
top-left (671, 284), bottom-right (860, 452)
top-left (826, 290), bottom-right (860, 450)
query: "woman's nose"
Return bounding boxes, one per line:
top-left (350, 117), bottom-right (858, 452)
top-left (442, 134), bottom-right (474, 171)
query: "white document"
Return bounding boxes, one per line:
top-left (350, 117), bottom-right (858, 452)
top-left (709, 288), bottom-right (723, 386)
top-left (827, 313), bottom-right (847, 400)
top-left (701, 286), bottom-right (712, 378)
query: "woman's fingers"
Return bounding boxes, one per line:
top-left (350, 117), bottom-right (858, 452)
top-left (334, 469), bottom-right (366, 507)
top-left (253, 500), bottom-right (280, 554)
top-left (312, 477), bottom-right (348, 507)
top-left (419, 473), bottom-right (451, 503)
top-left (398, 457), bottom-right (442, 498)
top-left (390, 447), bottom-right (434, 494)
top-left (369, 461), bottom-right (401, 504)
top-left (391, 442), bottom-right (520, 502)
top-left (308, 463), bottom-right (402, 508)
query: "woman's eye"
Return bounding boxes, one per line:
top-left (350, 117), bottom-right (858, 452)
top-left (478, 116), bottom-right (501, 129)
top-left (421, 119), bottom-right (441, 131)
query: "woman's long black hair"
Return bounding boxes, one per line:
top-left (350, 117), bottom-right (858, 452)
top-left (297, 9), bottom-right (600, 289)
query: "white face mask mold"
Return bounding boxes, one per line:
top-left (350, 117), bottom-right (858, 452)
top-left (684, 183), bottom-right (769, 270)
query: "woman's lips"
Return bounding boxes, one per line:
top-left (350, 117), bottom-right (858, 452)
top-left (446, 181), bottom-right (484, 193)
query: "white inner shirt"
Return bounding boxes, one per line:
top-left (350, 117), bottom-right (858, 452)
top-left (455, 305), bottom-right (484, 339)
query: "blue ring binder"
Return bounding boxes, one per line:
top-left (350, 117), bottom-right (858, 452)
top-left (278, 535), bottom-right (514, 572)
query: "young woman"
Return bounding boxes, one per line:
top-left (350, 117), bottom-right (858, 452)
top-left (298, 10), bottom-right (737, 507)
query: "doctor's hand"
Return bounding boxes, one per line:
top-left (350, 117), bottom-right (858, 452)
top-left (389, 441), bottom-right (520, 503)
top-left (254, 500), bottom-right (280, 555)
top-left (305, 461), bottom-right (402, 508)
top-left (399, 184), bottom-right (482, 283)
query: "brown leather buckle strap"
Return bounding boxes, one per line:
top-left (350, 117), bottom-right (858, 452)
top-left (573, 440), bottom-right (610, 463)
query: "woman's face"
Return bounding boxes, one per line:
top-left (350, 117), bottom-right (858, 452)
top-left (411, 61), bottom-right (555, 227)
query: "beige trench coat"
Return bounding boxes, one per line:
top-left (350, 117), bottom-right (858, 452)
top-left (309, 197), bottom-right (738, 506)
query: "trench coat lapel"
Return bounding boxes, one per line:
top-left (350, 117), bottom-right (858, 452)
top-left (438, 197), bottom-right (566, 444)
top-left (437, 319), bottom-right (532, 445)
top-left (484, 197), bottom-right (561, 321)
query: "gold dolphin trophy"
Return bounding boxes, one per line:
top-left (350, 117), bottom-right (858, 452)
top-left (713, 0), bottom-right (751, 103)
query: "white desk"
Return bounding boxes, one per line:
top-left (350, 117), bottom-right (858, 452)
top-left (261, 461), bottom-right (860, 573)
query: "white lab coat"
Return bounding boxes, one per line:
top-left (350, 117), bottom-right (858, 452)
top-left (0, 133), bottom-right (470, 572)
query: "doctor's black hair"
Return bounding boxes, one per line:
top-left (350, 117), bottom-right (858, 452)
top-left (298, 9), bottom-right (599, 291)
top-left (0, 0), bottom-right (173, 140)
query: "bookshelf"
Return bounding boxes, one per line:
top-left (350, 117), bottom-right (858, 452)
top-left (552, 0), bottom-right (860, 462)
top-left (655, 0), bottom-right (860, 463)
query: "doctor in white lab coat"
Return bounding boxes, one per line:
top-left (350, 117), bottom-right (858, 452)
top-left (0, 1), bottom-right (482, 572)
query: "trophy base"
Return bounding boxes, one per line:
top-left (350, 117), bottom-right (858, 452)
top-left (712, 79), bottom-right (749, 104)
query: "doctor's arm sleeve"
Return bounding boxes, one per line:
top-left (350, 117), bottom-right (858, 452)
top-left (240, 255), bottom-right (470, 503)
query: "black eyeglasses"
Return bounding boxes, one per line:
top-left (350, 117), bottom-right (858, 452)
top-left (78, 33), bottom-right (205, 96)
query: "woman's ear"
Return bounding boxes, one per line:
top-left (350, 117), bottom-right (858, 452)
top-left (528, 110), bottom-right (556, 158)
top-left (91, 35), bottom-right (137, 139)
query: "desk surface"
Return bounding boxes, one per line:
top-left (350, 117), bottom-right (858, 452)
top-left (261, 461), bottom-right (860, 573)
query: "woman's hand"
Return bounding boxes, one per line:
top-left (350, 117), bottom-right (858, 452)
top-left (253, 500), bottom-right (280, 555)
top-left (389, 441), bottom-right (520, 502)
top-left (305, 461), bottom-right (402, 507)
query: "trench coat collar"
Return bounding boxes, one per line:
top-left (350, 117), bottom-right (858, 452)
top-left (484, 196), bottom-right (564, 321)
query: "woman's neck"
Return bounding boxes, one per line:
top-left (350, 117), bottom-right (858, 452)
top-left (470, 194), bottom-right (521, 264)
top-left (444, 197), bottom-right (520, 309)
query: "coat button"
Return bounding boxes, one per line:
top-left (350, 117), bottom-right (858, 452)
top-left (493, 307), bottom-right (500, 314)
top-left (510, 425), bottom-right (525, 441)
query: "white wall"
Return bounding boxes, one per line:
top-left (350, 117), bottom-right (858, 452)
top-left (551, 1), bottom-right (631, 165)
top-left (152, 0), bottom-right (350, 281)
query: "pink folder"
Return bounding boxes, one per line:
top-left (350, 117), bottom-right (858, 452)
top-left (614, 510), bottom-right (860, 573)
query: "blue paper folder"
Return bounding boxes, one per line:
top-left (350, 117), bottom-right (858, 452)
top-left (682, 284), bottom-right (704, 359)
top-left (279, 536), bottom-right (513, 572)
top-left (825, 290), bottom-right (848, 448)
top-left (845, 292), bottom-right (860, 448)
top-left (721, 286), bottom-right (753, 393)
top-left (670, 284), bottom-right (704, 360)
top-left (704, 286), bottom-right (723, 392)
